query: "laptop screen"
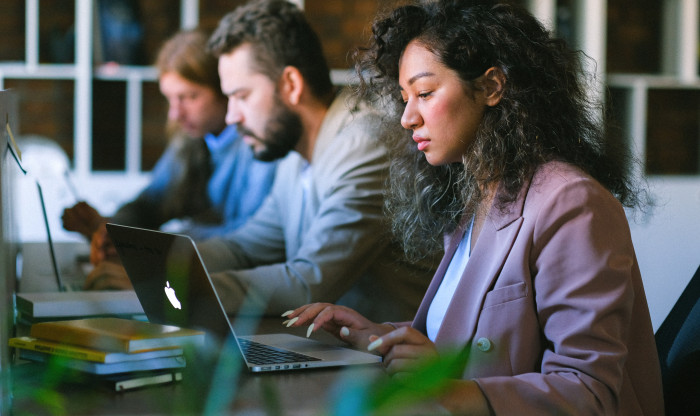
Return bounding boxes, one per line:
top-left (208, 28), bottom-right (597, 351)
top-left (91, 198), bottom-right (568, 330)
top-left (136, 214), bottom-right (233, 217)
top-left (36, 181), bottom-right (64, 291)
top-left (107, 223), bottom-right (233, 342)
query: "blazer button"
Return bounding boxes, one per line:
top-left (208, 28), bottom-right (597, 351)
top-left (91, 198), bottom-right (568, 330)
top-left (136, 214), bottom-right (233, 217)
top-left (476, 337), bottom-right (492, 352)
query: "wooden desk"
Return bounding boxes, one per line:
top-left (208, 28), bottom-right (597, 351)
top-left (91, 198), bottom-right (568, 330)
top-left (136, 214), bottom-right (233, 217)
top-left (10, 318), bottom-right (386, 415)
top-left (13, 361), bottom-right (383, 415)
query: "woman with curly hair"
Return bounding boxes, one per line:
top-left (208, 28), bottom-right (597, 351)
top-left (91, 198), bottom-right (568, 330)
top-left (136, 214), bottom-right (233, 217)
top-left (285, 1), bottom-right (663, 414)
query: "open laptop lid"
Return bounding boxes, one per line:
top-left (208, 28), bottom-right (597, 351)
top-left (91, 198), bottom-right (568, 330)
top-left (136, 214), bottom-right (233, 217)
top-left (36, 181), bottom-right (64, 291)
top-left (107, 223), bottom-right (382, 372)
top-left (106, 223), bottom-right (233, 344)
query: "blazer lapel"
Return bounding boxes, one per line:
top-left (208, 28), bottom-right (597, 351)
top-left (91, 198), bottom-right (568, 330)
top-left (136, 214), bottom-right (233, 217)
top-left (413, 223), bottom-right (469, 333)
top-left (432, 182), bottom-right (531, 346)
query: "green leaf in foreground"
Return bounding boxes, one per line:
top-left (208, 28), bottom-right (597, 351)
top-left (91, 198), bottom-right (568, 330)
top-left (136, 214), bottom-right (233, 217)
top-left (368, 346), bottom-right (470, 414)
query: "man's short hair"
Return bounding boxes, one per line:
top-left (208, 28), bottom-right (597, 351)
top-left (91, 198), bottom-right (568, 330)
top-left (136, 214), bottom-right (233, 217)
top-left (208, 0), bottom-right (333, 100)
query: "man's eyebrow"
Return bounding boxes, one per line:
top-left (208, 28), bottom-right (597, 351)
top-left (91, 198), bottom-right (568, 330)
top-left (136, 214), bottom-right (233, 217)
top-left (223, 87), bottom-right (246, 97)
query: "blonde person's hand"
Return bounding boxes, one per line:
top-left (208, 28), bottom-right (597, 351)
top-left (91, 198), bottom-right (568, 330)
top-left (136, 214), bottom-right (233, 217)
top-left (83, 260), bottom-right (133, 290)
top-left (365, 326), bottom-right (438, 375)
top-left (89, 224), bottom-right (117, 265)
top-left (281, 303), bottom-right (394, 351)
top-left (61, 201), bottom-right (105, 239)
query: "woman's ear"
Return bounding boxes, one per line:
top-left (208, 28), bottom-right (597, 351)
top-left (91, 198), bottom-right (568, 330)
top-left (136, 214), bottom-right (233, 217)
top-left (279, 66), bottom-right (304, 106)
top-left (483, 67), bottom-right (505, 107)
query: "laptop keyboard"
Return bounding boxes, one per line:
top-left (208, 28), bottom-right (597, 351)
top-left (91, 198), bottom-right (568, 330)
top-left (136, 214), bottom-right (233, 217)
top-left (238, 338), bottom-right (321, 365)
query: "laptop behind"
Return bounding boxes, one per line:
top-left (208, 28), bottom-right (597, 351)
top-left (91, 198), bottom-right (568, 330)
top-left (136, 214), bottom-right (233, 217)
top-left (16, 180), bottom-right (86, 293)
top-left (35, 181), bottom-right (66, 291)
top-left (106, 223), bottom-right (381, 372)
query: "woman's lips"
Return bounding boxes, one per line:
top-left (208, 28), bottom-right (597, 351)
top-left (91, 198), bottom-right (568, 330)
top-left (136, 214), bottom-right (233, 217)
top-left (413, 136), bottom-right (429, 151)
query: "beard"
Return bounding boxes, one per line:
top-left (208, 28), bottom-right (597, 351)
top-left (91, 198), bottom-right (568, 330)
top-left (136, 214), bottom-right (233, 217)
top-left (237, 95), bottom-right (303, 162)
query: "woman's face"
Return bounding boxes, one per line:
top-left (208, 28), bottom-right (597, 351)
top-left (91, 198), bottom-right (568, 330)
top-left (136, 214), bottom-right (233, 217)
top-left (398, 40), bottom-right (488, 166)
top-left (159, 71), bottom-right (227, 138)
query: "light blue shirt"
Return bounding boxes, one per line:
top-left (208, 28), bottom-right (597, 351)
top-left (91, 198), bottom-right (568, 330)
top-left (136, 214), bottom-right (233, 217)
top-left (201, 125), bottom-right (278, 237)
top-left (115, 125), bottom-right (277, 240)
top-left (426, 216), bottom-right (475, 341)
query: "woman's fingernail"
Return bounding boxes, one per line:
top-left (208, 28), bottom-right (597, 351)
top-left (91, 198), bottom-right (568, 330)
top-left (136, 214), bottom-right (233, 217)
top-left (367, 338), bottom-right (383, 351)
top-left (281, 310), bottom-right (294, 317)
top-left (306, 323), bottom-right (315, 338)
top-left (282, 319), bottom-right (290, 326)
top-left (285, 317), bottom-right (299, 327)
top-left (340, 327), bottom-right (350, 337)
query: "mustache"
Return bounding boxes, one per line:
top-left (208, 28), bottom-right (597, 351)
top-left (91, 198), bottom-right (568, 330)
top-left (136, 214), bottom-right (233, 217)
top-left (235, 124), bottom-right (260, 141)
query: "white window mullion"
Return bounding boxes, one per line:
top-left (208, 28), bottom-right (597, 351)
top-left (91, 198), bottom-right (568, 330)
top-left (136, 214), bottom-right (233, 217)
top-left (629, 82), bottom-right (648, 176)
top-left (180, 0), bottom-right (199, 29)
top-left (125, 74), bottom-right (143, 174)
top-left (26, 0), bottom-right (39, 70)
top-left (74, 0), bottom-right (94, 175)
top-left (661, 0), bottom-right (700, 81)
top-left (678, 0), bottom-right (699, 82)
top-left (574, 0), bottom-right (607, 111)
top-left (526, 0), bottom-right (556, 31)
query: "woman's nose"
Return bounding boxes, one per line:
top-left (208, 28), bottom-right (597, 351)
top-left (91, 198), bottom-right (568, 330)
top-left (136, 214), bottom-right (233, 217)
top-left (400, 101), bottom-right (421, 130)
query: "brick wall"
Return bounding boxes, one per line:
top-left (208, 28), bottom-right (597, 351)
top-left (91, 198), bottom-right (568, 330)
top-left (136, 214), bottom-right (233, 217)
top-left (0, 0), bottom-right (26, 61)
top-left (1, 0), bottom-right (385, 170)
top-left (606, 0), bottom-right (662, 73)
top-left (1, 0), bottom-right (670, 171)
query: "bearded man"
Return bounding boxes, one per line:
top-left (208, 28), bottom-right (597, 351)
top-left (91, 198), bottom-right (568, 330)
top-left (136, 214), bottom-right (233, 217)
top-left (194, 0), bottom-right (436, 320)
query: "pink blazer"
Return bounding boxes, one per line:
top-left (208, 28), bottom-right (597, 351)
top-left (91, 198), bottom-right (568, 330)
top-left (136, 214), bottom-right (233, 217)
top-left (410, 161), bottom-right (664, 415)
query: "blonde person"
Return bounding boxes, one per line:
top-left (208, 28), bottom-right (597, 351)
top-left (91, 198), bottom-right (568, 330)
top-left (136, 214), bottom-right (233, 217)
top-left (285, 1), bottom-right (663, 414)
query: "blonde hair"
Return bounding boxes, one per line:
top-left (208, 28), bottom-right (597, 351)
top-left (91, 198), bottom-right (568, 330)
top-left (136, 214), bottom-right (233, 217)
top-left (156, 29), bottom-right (222, 95)
top-left (156, 29), bottom-right (224, 138)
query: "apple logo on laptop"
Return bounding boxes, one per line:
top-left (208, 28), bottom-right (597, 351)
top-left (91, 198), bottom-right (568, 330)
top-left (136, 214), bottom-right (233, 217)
top-left (164, 281), bottom-right (182, 309)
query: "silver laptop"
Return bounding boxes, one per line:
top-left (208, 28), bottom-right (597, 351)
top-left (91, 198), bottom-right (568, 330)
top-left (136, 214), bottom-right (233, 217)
top-left (106, 223), bottom-right (381, 373)
top-left (21, 180), bottom-right (86, 292)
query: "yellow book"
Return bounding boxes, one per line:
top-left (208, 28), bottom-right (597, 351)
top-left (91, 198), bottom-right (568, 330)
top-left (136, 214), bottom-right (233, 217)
top-left (29, 317), bottom-right (205, 353)
top-left (9, 336), bottom-right (183, 363)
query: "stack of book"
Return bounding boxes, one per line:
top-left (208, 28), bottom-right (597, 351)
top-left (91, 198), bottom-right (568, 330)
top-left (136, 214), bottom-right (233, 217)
top-left (14, 291), bottom-right (145, 324)
top-left (10, 317), bottom-right (206, 391)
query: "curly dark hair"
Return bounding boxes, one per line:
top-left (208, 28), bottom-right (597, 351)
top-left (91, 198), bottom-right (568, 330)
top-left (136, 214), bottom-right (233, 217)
top-left (207, 0), bottom-right (333, 101)
top-left (355, 0), bottom-right (647, 260)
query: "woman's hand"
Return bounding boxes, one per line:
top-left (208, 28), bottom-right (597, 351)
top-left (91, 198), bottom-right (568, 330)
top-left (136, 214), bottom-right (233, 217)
top-left (366, 326), bottom-right (438, 375)
top-left (281, 303), bottom-right (393, 351)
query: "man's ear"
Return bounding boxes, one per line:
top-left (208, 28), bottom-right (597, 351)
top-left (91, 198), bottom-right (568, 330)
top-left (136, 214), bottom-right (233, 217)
top-left (279, 66), bottom-right (304, 106)
top-left (483, 67), bottom-right (505, 107)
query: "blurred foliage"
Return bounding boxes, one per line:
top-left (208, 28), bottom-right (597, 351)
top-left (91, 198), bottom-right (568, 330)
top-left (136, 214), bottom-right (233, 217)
top-left (330, 346), bottom-right (470, 416)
